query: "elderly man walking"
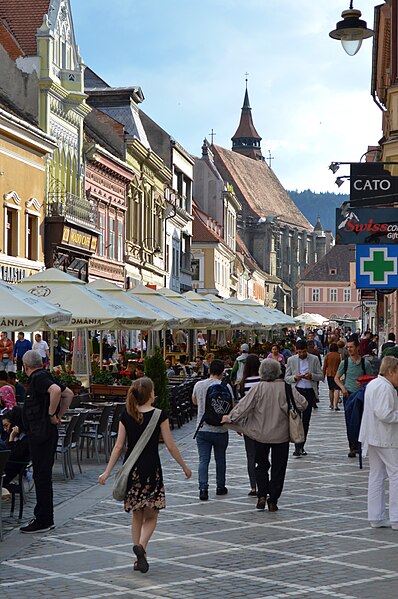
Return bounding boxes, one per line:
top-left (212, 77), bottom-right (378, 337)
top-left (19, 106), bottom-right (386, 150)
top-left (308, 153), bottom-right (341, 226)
top-left (359, 356), bottom-right (398, 529)
top-left (20, 350), bottom-right (73, 533)
top-left (285, 340), bottom-right (324, 457)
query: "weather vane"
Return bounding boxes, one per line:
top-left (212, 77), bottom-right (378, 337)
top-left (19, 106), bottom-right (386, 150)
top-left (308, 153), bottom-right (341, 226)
top-left (209, 129), bottom-right (216, 145)
top-left (267, 149), bottom-right (274, 168)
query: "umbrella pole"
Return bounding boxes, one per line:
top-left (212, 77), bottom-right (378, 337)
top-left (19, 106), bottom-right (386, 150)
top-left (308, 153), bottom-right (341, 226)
top-left (49, 330), bottom-right (54, 370)
top-left (141, 331), bottom-right (144, 360)
top-left (99, 336), bottom-right (103, 366)
top-left (163, 328), bottom-right (166, 359)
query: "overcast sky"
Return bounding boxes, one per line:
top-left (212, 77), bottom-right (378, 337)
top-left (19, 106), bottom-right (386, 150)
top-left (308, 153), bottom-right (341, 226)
top-left (72, 0), bottom-right (381, 193)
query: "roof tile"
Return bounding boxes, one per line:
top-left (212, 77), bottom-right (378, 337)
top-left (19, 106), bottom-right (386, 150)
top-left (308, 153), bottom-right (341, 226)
top-left (0, 1), bottom-right (50, 56)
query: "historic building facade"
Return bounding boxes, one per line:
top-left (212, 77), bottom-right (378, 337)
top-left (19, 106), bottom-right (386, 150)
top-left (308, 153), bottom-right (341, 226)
top-left (194, 86), bottom-right (327, 315)
top-left (140, 111), bottom-right (194, 293)
top-left (0, 103), bottom-right (56, 283)
top-left (371, 1), bottom-right (398, 338)
top-left (0, 0), bottom-right (98, 280)
top-left (85, 73), bottom-right (171, 289)
top-left (297, 245), bottom-right (360, 323)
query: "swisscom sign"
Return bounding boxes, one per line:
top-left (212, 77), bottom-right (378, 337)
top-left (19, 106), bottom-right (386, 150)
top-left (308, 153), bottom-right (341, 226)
top-left (336, 206), bottom-right (398, 245)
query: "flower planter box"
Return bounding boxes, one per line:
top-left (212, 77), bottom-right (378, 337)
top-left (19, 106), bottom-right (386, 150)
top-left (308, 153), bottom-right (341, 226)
top-left (91, 384), bottom-right (130, 398)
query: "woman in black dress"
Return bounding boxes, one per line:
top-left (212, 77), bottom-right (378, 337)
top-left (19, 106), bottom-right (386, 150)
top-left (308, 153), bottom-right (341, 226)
top-left (99, 377), bottom-right (191, 573)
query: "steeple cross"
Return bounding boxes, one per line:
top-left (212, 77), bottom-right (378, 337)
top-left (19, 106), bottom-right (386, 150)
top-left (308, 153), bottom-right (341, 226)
top-left (209, 129), bottom-right (216, 145)
top-left (267, 149), bottom-right (275, 168)
top-left (245, 72), bottom-right (249, 88)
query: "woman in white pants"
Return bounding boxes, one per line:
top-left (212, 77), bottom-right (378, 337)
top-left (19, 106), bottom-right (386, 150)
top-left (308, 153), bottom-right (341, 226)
top-left (359, 356), bottom-right (398, 529)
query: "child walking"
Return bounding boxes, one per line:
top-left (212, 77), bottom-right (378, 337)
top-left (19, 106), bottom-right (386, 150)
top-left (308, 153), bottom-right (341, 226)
top-left (99, 377), bottom-right (191, 573)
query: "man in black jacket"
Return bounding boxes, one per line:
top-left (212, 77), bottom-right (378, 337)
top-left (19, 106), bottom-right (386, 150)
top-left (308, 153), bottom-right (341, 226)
top-left (20, 350), bottom-right (73, 534)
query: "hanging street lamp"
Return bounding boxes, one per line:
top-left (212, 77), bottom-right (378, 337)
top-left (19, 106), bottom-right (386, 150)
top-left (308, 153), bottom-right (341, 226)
top-left (329, 1), bottom-right (374, 56)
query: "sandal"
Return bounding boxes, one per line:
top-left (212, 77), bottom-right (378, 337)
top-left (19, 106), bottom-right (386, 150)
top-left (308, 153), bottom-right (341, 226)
top-left (248, 490), bottom-right (257, 497)
top-left (133, 560), bottom-right (139, 571)
top-left (133, 544), bottom-right (149, 573)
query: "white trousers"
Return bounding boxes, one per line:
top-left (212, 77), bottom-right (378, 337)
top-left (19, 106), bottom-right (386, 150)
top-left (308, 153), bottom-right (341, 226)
top-left (367, 445), bottom-right (398, 523)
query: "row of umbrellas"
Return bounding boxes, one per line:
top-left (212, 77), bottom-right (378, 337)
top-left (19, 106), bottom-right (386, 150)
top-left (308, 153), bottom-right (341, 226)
top-left (0, 268), bottom-right (296, 332)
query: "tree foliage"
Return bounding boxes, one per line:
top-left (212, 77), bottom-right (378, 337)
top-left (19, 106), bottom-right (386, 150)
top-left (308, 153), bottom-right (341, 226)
top-left (287, 189), bottom-right (349, 232)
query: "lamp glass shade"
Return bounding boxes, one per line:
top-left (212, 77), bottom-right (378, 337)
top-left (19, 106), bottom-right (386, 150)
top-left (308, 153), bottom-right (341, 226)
top-left (341, 38), bottom-right (362, 56)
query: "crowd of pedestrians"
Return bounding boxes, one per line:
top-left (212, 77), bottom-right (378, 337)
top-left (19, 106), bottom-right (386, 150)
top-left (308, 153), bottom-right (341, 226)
top-left (1, 325), bottom-right (398, 577)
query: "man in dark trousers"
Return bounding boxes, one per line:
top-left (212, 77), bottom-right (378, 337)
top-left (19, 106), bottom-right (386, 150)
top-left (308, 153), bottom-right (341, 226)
top-left (13, 332), bottom-right (32, 372)
top-left (20, 350), bottom-right (73, 533)
top-left (285, 340), bottom-right (324, 457)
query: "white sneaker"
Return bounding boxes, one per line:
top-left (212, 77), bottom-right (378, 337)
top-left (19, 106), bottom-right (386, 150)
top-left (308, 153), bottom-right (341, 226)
top-left (370, 520), bottom-right (391, 528)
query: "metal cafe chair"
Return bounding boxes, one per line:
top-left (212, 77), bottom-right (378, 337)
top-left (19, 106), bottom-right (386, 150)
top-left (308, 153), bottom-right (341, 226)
top-left (80, 404), bottom-right (113, 463)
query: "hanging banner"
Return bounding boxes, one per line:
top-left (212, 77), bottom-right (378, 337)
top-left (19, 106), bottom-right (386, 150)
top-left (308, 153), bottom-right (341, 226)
top-left (356, 245), bottom-right (398, 289)
top-left (336, 206), bottom-right (398, 245)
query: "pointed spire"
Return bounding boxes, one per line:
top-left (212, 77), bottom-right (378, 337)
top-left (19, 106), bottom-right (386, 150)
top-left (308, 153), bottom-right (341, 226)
top-left (232, 77), bottom-right (263, 161)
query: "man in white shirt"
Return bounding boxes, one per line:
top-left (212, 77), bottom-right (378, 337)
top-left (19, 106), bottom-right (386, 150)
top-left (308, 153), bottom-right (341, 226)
top-left (285, 340), bottom-right (324, 457)
top-left (359, 356), bottom-right (398, 529)
top-left (32, 334), bottom-right (50, 365)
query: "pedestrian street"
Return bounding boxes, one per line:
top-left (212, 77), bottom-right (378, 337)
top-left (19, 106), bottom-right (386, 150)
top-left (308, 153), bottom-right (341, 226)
top-left (2, 382), bottom-right (398, 599)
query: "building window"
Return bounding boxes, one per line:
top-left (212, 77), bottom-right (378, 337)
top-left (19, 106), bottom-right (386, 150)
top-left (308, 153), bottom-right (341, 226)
top-left (172, 238), bottom-right (179, 278)
top-left (191, 259), bottom-right (200, 281)
top-left (5, 208), bottom-right (18, 257)
top-left (26, 214), bottom-right (39, 261)
top-left (330, 288), bottom-right (337, 302)
top-left (312, 288), bottom-right (320, 302)
top-left (109, 217), bottom-right (115, 260)
top-left (98, 212), bottom-right (105, 256)
top-left (344, 288), bottom-right (351, 302)
top-left (117, 220), bottom-right (123, 262)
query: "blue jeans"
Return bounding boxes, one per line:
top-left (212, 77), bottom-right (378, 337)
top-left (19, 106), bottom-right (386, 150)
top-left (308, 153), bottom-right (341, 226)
top-left (196, 431), bottom-right (228, 490)
top-left (0, 358), bottom-right (9, 372)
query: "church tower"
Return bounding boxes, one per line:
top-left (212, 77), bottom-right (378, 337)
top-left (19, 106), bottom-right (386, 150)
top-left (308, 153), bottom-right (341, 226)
top-left (231, 81), bottom-right (263, 161)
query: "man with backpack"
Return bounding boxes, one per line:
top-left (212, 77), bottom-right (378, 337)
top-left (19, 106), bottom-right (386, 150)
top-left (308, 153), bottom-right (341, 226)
top-left (335, 335), bottom-right (372, 458)
top-left (192, 359), bottom-right (232, 501)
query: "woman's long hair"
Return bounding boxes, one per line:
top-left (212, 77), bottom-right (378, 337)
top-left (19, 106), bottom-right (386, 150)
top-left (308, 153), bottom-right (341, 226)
top-left (240, 353), bottom-right (260, 396)
top-left (126, 376), bottom-right (154, 424)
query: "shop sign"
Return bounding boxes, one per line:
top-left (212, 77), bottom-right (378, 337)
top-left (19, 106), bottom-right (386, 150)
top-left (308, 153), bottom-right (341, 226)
top-left (62, 226), bottom-right (98, 252)
top-left (350, 163), bottom-right (398, 207)
top-left (0, 265), bottom-right (27, 283)
top-left (336, 206), bottom-right (398, 245)
top-left (360, 289), bottom-right (376, 301)
top-left (356, 245), bottom-right (398, 289)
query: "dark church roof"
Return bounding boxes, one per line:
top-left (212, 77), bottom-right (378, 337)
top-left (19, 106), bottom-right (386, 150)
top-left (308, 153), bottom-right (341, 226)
top-left (211, 144), bottom-right (312, 230)
top-left (232, 88), bottom-right (262, 141)
top-left (300, 245), bottom-right (355, 282)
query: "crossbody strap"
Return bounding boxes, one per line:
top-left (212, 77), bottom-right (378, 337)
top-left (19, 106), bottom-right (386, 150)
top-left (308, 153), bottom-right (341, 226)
top-left (285, 383), bottom-right (299, 412)
top-left (123, 408), bottom-right (162, 471)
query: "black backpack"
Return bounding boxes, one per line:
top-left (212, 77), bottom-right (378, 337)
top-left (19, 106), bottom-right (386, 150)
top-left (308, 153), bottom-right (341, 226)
top-left (343, 357), bottom-right (366, 377)
top-left (193, 382), bottom-right (233, 439)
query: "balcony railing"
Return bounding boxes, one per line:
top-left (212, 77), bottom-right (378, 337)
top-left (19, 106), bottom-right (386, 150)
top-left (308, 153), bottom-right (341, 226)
top-left (47, 193), bottom-right (98, 229)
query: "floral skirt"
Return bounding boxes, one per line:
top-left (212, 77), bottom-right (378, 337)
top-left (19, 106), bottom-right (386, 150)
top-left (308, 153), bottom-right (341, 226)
top-left (124, 465), bottom-right (166, 512)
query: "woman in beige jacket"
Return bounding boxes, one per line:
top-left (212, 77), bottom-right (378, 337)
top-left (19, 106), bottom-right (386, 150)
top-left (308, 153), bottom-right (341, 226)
top-left (222, 359), bottom-right (307, 512)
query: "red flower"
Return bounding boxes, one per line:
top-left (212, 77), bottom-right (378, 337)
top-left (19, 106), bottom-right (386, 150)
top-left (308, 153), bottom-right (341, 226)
top-left (55, 370), bottom-right (61, 375)
top-left (70, 370), bottom-right (75, 374)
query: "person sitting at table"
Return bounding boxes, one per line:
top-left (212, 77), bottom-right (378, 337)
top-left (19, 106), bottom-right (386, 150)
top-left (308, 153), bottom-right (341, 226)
top-left (193, 356), bottom-right (208, 378)
top-left (135, 364), bottom-right (145, 379)
top-left (0, 370), bottom-right (16, 410)
top-left (7, 371), bottom-right (26, 403)
top-left (125, 360), bottom-right (138, 380)
top-left (175, 355), bottom-right (191, 377)
top-left (1, 406), bottom-right (30, 486)
top-left (165, 358), bottom-right (175, 378)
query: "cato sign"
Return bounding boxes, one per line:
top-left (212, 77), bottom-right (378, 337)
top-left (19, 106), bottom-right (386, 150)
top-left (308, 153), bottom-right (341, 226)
top-left (356, 245), bottom-right (398, 289)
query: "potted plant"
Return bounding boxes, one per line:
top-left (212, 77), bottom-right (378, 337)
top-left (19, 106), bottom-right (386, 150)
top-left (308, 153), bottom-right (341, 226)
top-left (51, 367), bottom-right (82, 393)
top-left (144, 346), bottom-right (170, 415)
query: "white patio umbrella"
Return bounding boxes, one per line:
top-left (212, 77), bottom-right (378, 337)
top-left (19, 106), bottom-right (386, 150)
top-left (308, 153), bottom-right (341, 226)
top-left (131, 285), bottom-right (222, 329)
top-left (0, 279), bottom-right (71, 331)
top-left (18, 269), bottom-right (157, 330)
top-left (87, 280), bottom-right (174, 329)
top-left (224, 297), bottom-right (275, 329)
top-left (294, 313), bottom-right (327, 327)
top-left (203, 294), bottom-right (264, 329)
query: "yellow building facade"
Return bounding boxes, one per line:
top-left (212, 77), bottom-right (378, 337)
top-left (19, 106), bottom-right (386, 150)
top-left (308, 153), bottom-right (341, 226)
top-left (0, 106), bottom-right (55, 282)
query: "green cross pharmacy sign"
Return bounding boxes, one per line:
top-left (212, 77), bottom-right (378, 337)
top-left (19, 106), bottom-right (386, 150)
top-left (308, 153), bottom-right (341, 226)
top-left (356, 245), bottom-right (398, 289)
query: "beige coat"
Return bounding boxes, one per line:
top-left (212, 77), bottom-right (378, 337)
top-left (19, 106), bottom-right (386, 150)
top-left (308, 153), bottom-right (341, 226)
top-left (226, 379), bottom-right (307, 444)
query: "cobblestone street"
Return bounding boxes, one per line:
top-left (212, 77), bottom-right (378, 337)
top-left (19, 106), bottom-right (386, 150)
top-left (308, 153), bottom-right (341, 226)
top-left (1, 383), bottom-right (398, 598)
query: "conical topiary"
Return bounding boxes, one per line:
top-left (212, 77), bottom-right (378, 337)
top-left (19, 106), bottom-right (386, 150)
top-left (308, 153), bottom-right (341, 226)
top-left (144, 346), bottom-right (170, 415)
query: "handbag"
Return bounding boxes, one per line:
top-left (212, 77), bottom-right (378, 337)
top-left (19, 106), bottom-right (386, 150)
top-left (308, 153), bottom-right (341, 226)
top-left (285, 383), bottom-right (305, 444)
top-left (112, 408), bottom-right (161, 501)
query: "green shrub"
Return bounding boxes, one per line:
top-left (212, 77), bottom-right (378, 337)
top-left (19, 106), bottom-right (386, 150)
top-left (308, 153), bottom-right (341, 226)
top-left (144, 346), bottom-right (170, 415)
